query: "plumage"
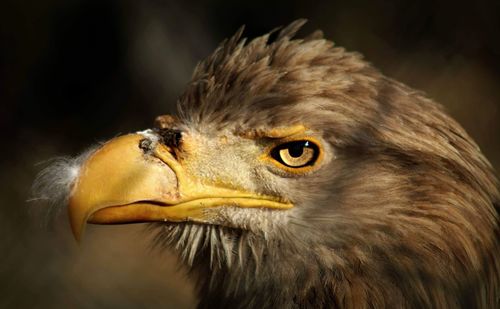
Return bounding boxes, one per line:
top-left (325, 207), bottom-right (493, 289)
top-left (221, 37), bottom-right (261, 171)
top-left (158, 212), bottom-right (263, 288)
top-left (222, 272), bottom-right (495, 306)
top-left (35, 20), bottom-right (499, 308)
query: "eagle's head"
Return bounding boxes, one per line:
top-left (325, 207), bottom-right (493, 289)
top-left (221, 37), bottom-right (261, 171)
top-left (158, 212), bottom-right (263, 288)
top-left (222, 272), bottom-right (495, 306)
top-left (35, 20), bottom-right (500, 308)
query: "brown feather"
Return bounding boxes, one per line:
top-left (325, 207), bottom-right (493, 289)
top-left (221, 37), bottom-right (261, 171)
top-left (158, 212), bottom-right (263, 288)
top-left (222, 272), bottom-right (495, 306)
top-left (165, 20), bottom-right (500, 308)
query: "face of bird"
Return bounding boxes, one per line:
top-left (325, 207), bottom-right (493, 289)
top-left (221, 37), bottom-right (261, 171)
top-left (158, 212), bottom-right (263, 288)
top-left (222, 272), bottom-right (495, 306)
top-left (68, 118), bottom-right (334, 240)
top-left (34, 20), bottom-right (500, 307)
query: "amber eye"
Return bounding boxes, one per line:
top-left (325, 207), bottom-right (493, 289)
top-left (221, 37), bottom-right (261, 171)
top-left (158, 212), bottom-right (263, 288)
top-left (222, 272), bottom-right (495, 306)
top-left (270, 140), bottom-right (319, 168)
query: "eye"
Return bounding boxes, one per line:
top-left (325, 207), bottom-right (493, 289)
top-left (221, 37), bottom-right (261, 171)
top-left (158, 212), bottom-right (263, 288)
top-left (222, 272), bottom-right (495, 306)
top-left (270, 140), bottom-right (320, 168)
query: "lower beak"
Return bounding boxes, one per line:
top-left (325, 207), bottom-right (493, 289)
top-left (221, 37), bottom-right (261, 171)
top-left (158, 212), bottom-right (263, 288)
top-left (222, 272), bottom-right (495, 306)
top-left (68, 133), bottom-right (292, 241)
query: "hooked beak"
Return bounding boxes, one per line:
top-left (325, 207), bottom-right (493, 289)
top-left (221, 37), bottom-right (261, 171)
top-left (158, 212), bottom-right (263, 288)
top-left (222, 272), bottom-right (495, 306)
top-left (68, 133), bottom-right (292, 241)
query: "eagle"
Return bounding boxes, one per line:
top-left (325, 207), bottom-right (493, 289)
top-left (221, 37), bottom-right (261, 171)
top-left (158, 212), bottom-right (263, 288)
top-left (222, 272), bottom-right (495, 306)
top-left (35, 20), bottom-right (499, 308)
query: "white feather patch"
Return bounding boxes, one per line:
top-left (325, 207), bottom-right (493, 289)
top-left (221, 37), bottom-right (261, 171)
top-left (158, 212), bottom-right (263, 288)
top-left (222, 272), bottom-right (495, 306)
top-left (137, 129), bottom-right (159, 144)
top-left (31, 146), bottom-right (98, 219)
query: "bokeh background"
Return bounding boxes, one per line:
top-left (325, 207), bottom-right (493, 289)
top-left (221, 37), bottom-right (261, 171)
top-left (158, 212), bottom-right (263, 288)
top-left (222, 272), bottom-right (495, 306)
top-left (1, 0), bottom-right (499, 308)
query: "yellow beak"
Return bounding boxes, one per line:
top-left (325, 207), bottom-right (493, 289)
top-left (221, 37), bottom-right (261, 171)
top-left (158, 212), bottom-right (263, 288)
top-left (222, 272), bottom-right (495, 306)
top-left (68, 134), bottom-right (292, 241)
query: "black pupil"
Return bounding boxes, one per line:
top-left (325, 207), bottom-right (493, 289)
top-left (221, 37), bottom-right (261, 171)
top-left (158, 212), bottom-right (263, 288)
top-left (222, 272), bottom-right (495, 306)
top-left (288, 141), bottom-right (308, 157)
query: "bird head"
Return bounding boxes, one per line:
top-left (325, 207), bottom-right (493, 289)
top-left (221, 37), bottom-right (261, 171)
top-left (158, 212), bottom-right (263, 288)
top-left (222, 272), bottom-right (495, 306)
top-left (67, 20), bottom-right (349, 243)
top-left (35, 20), bottom-right (499, 307)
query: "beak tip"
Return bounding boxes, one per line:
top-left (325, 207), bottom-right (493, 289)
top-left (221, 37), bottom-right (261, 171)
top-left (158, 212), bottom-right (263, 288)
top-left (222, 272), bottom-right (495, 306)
top-left (70, 222), bottom-right (83, 243)
top-left (69, 209), bottom-right (85, 243)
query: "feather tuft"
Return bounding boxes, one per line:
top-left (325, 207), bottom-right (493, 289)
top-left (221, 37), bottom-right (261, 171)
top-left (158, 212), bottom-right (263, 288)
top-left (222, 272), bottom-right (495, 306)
top-left (30, 146), bottom-right (98, 224)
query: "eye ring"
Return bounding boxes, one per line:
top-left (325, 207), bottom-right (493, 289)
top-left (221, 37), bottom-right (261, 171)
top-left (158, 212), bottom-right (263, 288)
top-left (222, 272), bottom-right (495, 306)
top-left (270, 140), bottom-right (320, 168)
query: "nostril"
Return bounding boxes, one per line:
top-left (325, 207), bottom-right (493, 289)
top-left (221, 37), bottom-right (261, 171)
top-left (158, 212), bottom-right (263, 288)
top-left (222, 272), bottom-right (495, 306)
top-left (138, 138), bottom-right (153, 152)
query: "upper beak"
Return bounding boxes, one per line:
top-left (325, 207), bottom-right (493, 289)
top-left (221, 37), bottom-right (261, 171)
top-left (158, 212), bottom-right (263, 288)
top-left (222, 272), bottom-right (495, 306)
top-left (68, 133), bottom-right (292, 241)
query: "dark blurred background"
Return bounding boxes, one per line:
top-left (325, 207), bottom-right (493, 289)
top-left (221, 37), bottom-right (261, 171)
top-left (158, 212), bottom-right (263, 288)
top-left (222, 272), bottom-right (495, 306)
top-left (1, 0), bottom-right (499, 308)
